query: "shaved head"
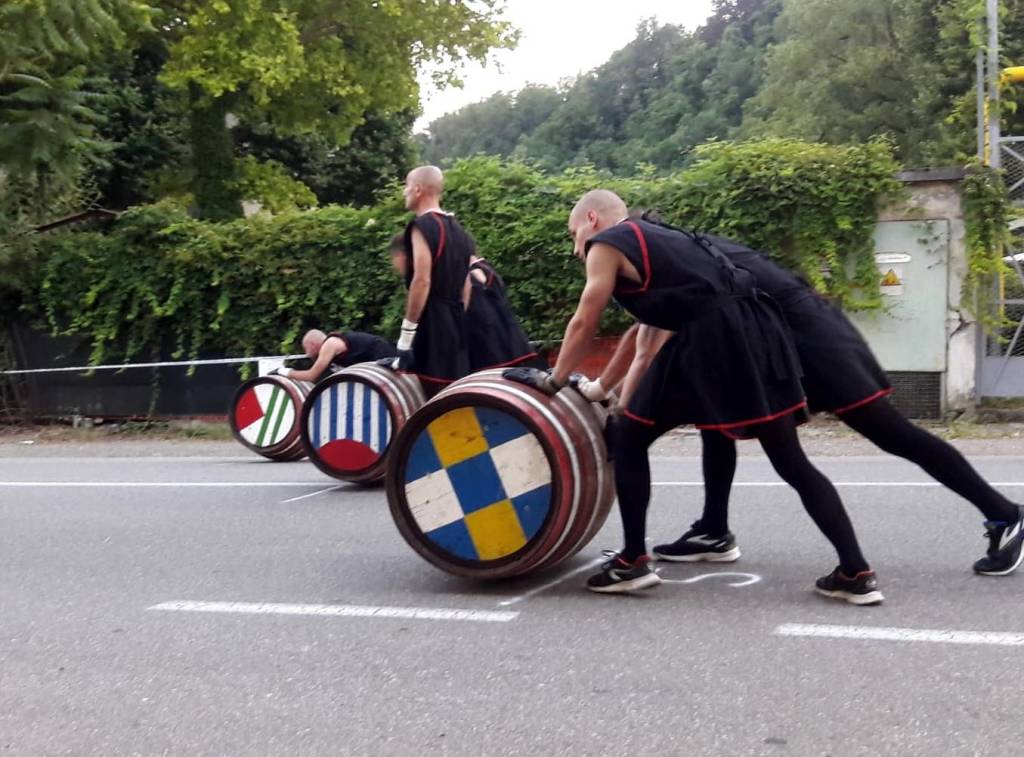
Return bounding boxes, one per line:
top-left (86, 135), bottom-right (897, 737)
top-left (403, 165), bottom-right (445, 212)
top-left (570, 190), bottom-right (628, 224)
top-left (407, 165), bottom-right (444, 194)
top-left (301, 329), bottom-right (327, 359)
top-left (567, 189), bottom-right (629, 259)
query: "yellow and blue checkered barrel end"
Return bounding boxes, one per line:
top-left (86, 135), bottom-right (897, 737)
top-left (404, 406), bottom-right (553, 562)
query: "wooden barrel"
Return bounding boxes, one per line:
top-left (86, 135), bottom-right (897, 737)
top-left (229, 375), bottom-right (313, 461)
top-left (300, 363), bottom-right (426, 484)
top-left (386, 370), bottom-right (615, 579)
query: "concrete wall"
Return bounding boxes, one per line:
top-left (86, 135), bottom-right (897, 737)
top-left (859, 168), bottom-right (974, 414)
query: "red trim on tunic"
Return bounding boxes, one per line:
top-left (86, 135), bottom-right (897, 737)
top-left (615, 221), bottom-right (652, 295)
top-left (622, 409), bottom-right (656, 427)
top-left (832, 388), bottom-right (894, 416)
top-left (695, 400), bottom-right (809, 432)
top-left (429, 212), bottom-right (447, 261)
top-left (404, 371), bottom-right (453, 385)
top-left (483, 353), bottom-right (540, 369)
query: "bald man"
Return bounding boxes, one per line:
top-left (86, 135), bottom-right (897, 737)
top-left (275, 329), bottom-right (396, 383)
top-left (379, 166), bottom-right (471, 396)
top-left (504, 190), bottom-right (881, 604)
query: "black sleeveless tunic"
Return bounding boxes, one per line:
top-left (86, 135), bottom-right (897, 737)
top-left (465, 259), bottom-right (543, 370)
top-left (700, 234), bottom-right (892, 414)
top-left (326, 331), bottom-right (396, 366)
top-left (402, 212), bottom-right (471, 390)
top-left (586, 220), bottom-right (806, 438)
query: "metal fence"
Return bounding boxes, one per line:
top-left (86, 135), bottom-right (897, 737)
top-left (1001, 137), bottom-right (1024, 203)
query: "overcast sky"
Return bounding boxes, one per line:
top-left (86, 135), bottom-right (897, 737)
top-left (416, 0), bottom-right (716, 131)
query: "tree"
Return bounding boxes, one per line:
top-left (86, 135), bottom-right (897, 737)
top-left (155, 0), bottom-right (516, 219)
top-left (418, 3), bottom-right (782, 173)
top-left (744, 0), bottom-right (1024, 165)
top-left (0, 0), bottom-right (153, 205)
top-left (235, 109), bottom-right (419, 207)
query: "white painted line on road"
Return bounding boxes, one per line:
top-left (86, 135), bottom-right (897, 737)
top-left (280, 486), bottom-right (341, 504)
top-left (148, 601), bottom-right (519, 623)
top-left (775, 623), bottom-right (1024, 647)
top-left (497, 557), bottom-right (605, 607)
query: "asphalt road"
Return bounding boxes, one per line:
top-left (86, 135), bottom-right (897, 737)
top-left (3, 446), bottom-right (1024, 756)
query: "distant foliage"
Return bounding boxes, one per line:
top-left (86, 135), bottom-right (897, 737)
top-left (20, 139), bottom-right (906, 363)
top-left (420, 0), bottom-right (1024, 171)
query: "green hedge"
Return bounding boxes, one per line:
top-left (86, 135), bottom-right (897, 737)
top-left (24, 138), bottom-right (905, 364)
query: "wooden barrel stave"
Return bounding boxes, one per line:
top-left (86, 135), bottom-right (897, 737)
top-left (387, 371), bottom-right (613, 580)
top-left (229, 375), bottom-right (312, 461)
top-left (300, 363), bottom-right (425, 484)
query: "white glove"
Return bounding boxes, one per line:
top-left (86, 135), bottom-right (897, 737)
top-left (397, 318), bottom-right (418, 352)
top-left (575, 376), bottom-right (609, 402)
top-left (272, 367), bottom-right (293, 378)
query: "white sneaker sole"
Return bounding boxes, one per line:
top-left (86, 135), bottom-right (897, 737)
top-left (975, 542), bottom-right (1024, 576)
top-left (587, 573), bottom-right (663, 594)
top-left (814, 587), bottom-right (885, 606)
top-left (654, 546), bottom-right (741, 563)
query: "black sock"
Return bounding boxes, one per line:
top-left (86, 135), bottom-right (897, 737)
top-left (611, 417), bottom-right (663, 562)
top-left (756, 415), bottom-right (870, 575)
top-left (699, 430), bottom-right (737, 535)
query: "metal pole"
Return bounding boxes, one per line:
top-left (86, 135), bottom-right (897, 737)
top-left (987, 0), bottom-right (1001, 168)
top-left (978, 49), bottom-right (987, 161)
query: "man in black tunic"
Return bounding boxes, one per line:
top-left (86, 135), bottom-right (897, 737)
top-left (276, 329), bottom-right (396, 383)
top-left (380, 166), bottom-right (471, 396)
top-left (605, 219), bottom-right (1024, 577)
top-left (466, 252), bottom-right (544, 370)
top-left (505, 190), bottom-right (880, 604)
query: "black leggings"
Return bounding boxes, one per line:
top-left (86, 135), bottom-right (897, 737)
top-left (614, 412), bottom-right (870, 574)
top-left (698, 398), bottom-right (1019, 535)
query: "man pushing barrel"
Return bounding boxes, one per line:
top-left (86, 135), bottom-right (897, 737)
top-left (275, 329), bottom-right (396, 383)
top-left (589, 212), bottom-right (1024, 579)
top-left (504, 190), bottom-right (881, 604)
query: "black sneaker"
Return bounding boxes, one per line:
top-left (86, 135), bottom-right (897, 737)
top-left (814, 567), bottom-right (884, 606)
top-left (586, 552), bottom-right (662, 594)
top-left (653, 521), bottom-right (741, 563)
top-left (973, 506), bottom-right (1024, 576)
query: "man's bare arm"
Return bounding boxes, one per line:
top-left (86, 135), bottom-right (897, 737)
top-left (551, 243), bottom-right (620, 386)
top-left (597, 322), bottom-right (639, 392)
top-left (617, 325), bottom-right (673, 409)
top-left (404, 227), bottom-right (432, 323)
top-left (285, 338), bottom-right (343, 383)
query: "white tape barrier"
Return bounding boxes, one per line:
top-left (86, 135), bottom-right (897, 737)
top-left (0, 355), bottom-right (306, 377)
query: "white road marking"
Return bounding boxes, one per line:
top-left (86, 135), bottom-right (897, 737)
top-left (658, 571), bottom-right (762, 587)
top-left (279, 486), bottom-right (341, 504)
top-left (497, 557), bottom-right (605, 607)
top-left (776, 623), bottom-right (1024, 647)
top-left (148, 601), bottom-right (518, 624)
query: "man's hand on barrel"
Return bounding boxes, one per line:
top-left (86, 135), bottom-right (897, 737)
top-left (376, 351), bottom-right (414, 372)
top-left (569, 374), bottom-right (609, 402)
top-left (377, 319), bottom-right (417, 371)
top-left (502, 367), bottom-right (565, 395)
